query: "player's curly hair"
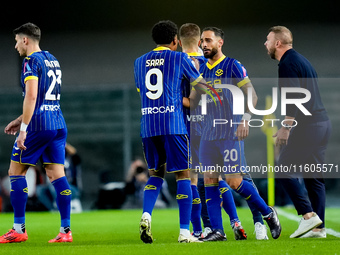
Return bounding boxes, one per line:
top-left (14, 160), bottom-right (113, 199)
top-left (152, 20), bottom-right (178, 45)
top-left (13, 22), bottom-right (41, 42)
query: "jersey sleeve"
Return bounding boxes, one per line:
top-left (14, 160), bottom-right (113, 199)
top-left (232, 60), bottom-right (250, 88)
top-left (181, 53), bottom-right (203, 86)
top-left (134, 58), bottom-right (141, 93)
top-left (23, 56), bottom-right (39, 83)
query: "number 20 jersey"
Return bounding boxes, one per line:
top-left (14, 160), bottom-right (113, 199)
top-left (134, 47), bottom-right (202, 138)
top-left (21, 51), bottom-right (66, 131)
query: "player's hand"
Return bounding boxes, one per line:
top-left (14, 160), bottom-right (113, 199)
top-left (191, 57), bottom-right (200, 70)
top-left (273, 127), bottom-right (290, 146)
top-left (4, 119), bottom-right (21, 135)
top-left (183, 97), bottom-right (190, 108)
top-left (236, 121), bottom-right (249, 140)
top-left (17, 131), bottom-right (27, 150)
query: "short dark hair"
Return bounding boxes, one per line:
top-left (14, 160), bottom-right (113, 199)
top-left (152, 20), bottom-right (178, 45)
top-left (13, 23), bottom-right (41, 42)
top-left (202, 27), bottom-right (224, 40)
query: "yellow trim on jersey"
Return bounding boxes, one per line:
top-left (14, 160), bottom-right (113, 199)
top-left (28, 50), bottom-right (40, 56)
top-left (25, 51), bottom-right (41, 60)
top-left (136, 88), bottom-right (140, 93)
top-left (24, 76), bottom-right (38, 83)
top-left (237, 77), bottom-right (250, 88)
top-left (190, 76), bottom-right (203, 86)
top-left (206, 55), bottom-right (226, 70)
top-left (153, 46), bottom-right (171, 51)
top-left (187, 52), bottom-right (203, 57)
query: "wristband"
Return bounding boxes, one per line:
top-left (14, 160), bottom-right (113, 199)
top-left (282, 123), bottom-right (293, 130)
top-left (242, 113), bottom-right (251, 121)
top-left (20, 122), bottom-right (28, 132)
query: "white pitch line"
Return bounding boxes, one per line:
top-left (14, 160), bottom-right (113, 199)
top-left (276, 207), bottom-right (340, 238)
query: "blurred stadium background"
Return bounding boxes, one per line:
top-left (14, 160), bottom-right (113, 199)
top-left (0, 0), bottom-right (339, 210)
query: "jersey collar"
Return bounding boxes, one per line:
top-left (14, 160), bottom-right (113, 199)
top-left (28, 50), bottom-right (41, 56)
top-left (206, 55), bottom-right (226, 70)
top-left (153, 46), bottom-right (171, 51)
top-left (187, 52), bottom-right (203, 57)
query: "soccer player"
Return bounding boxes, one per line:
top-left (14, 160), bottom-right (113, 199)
top-left (0, 23), bottom-right (72, 244)
top-left (134, 20), bottom-right (205, 243)
top-left (198, 27), bottom-right (281, 241)
top-left (178, 23), bottom-right (212, 238)
top-left (264, 26), bottom-right (331, 238)
top-left (179, 23), bottom-right (259, 241)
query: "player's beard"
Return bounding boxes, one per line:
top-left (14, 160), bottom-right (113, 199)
top-left (268, 46), bottom-right (276, 59)
top-left (203, 47), bottom-right (218, 59)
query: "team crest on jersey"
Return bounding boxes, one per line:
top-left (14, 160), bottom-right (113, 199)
top-left (215, 69), bottom-right (223, 76)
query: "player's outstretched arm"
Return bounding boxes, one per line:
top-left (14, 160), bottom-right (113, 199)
top-left (185, 79), bottom-right (208, 109)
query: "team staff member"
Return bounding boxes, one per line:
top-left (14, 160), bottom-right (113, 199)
top-left (0, 23), bottom-right (72, 243)
top-left (265, 25), bottom-right (331, 238)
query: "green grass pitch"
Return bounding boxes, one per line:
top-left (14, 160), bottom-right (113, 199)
top-left (0, 208), bottom-right (339, 255)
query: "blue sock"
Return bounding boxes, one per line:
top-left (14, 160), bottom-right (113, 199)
top-left (177, 179), bottom-right (192, 230)
top-left (235, 180), bottom-right (271, 216)
top-left (52, 176), bottom-right (71, 228)
top-left (191, 185), bottom-right (202, 233)
top-left (205, 184), bottom-right (224, 234)
top-left (143, 176), bottom-right (163, 215)
top-left (197, 178), bottom-right (211, 229)
top-left (10, 176), bottom-right (28, 225)
top-left (219, 180), bottom-right (239, 227)
top-left (243, 176), bottom-right (264, 224)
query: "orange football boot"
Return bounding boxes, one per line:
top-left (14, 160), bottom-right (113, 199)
top-left (0, 229), bottom-right (28, 243)
top-left (48, 231), bottom-right (73, 243)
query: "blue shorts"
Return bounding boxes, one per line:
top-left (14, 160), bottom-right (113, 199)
top-left (11, 128), bottom-right (67, 166)
top-left (199, 139), bottom-right (247, 175)
top-left (142, 135), bottom-right (190, 173)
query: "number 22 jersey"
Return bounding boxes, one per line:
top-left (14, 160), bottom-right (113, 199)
top-left (21, 51), bottom-right (66, 131)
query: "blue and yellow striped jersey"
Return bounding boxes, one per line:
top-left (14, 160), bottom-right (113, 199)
top-left (200, 55), bottom-right (250, 141)
top-left (21, 51), bottom-right (66, 131)
top-left (182, 52), bottom-right (207, 137)
top-left (134, 47), bottom-right (203, 138)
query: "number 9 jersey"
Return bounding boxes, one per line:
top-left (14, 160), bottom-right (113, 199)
top-left (21, 51), bottom-right (66, 131)
top-left (134, 47), bottom-right (203, 138)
